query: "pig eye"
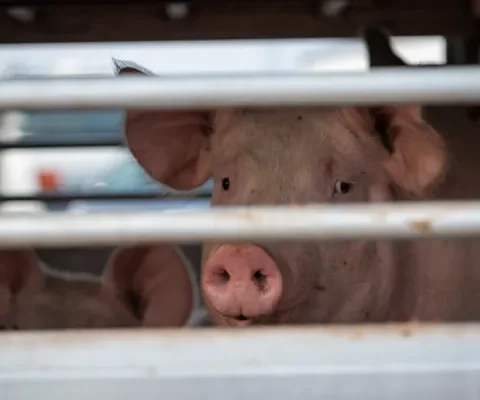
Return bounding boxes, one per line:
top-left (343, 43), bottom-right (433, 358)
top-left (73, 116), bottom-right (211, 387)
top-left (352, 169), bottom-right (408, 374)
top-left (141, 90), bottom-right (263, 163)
top-left (221, 177), bottom-right (230, 191)
top-left (334, 181), bottom-right (353, 194)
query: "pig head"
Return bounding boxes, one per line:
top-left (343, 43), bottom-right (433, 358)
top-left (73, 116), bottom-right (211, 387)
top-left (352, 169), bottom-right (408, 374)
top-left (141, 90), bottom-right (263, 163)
top-left (0, 245), bottom-right (197, 330)
top-left (114, 50), bottom-right (447, 326)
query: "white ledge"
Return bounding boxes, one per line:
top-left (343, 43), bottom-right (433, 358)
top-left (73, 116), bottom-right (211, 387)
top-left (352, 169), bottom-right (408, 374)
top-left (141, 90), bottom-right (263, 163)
top-left (0, 323), bottom-right (479, 399)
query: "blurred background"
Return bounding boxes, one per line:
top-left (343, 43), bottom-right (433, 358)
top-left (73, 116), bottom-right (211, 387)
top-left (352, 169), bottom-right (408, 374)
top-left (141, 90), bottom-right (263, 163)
top-left (0, 35), bottom-right (445, 278)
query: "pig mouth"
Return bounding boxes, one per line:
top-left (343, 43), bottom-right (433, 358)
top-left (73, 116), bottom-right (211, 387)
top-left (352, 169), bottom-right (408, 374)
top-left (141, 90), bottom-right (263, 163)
top-left (218, 312), bottom-right (260, 327)
top-left (224, 312), bottom-right (282, 327)
top-left (229, 314), bottom-right (254, 327)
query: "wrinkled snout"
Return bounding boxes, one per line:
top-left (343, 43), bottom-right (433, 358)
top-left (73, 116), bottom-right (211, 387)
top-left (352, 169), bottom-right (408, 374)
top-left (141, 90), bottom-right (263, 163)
top-left (202, 244), bottom-right (283, 326)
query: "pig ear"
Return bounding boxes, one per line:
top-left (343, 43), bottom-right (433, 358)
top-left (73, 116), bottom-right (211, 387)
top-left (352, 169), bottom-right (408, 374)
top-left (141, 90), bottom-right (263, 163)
top-left (361, 26), bottom-right (408, 67)
top-left (113, 59), bottom-right (212, 190)
top-left (0, 250), bottom-right (44, 321)
top-left (372, 106), bottom-right (448, 197)
top-left (102, 245), bottom-right (194, 327)
top-left (362, 28), bottom-right (446, 195)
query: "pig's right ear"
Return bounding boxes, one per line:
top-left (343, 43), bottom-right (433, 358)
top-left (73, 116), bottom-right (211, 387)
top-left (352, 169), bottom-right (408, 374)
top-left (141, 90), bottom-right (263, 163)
top-left (361, 26), bottom-right (408, 68)
top-left (0, 250), bottom-right (43, 321)
top-left (113, 59), bottom-right (212, 191)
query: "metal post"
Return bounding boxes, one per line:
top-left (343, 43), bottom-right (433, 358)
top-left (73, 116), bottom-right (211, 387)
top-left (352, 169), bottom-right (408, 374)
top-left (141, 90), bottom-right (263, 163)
top-left (446, 36), bottom-right (479, 65)
top-left (1, 67), bottom-right (480, 109)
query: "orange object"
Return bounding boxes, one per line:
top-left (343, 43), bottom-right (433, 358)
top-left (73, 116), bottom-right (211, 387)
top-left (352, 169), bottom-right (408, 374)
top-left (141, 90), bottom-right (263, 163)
top-left (38, 169), bottom-right (61, 191)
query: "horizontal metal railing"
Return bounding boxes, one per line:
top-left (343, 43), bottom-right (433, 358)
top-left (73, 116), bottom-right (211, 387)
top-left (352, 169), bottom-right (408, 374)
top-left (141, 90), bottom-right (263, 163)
top-left (0, 67), bottom-right (479, 110)
top-left (0, 201), bottom-right (479, 247)
top-left (0, 323), bottom-right (479, 400)
top-left (0, 137), bottom-right (124, 149)
top-left (0, 191), bottom-right (212, 203)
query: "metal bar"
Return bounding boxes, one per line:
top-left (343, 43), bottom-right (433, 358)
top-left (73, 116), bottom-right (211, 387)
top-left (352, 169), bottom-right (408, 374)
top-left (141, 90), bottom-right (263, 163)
top-left (0, 201), bottom-right (480, 247)
top-left (0, 192), bottom-right (212, 202)
top-left (0, 324), bottom-right (479, 400)
top-left (1, 67), bottom-right (480, 110)
top-left (446, 36), bottom-right (479, 65)
top-left (0, 138), bottom-right (124, 149)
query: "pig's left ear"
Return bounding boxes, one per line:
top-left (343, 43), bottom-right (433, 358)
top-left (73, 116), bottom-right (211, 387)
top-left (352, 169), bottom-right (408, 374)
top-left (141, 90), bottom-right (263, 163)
top-left (372, 106), bottom-right (448, 197)
top-left (102, 245), bottom-right (194, 327)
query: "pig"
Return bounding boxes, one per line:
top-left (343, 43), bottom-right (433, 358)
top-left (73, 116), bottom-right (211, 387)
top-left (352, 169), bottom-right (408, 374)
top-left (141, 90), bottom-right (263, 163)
top-left (0, 245), bottom-right (206, 330)
top-left (113, 37), bottom-right (480, 327)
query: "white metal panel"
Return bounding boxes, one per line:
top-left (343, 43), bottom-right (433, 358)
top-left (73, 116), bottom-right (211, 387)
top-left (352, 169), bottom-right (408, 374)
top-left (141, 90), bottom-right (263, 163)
top-left (0, 38), bottom-right (345, 76)
top-left (305, 36), bottom-right (445, 71)
top-left (0, 67), bottom-right (479, 110)
top-left (0, 324), bottom-right (479, 400)
top-left (0, 202), bottom-right (479, 247)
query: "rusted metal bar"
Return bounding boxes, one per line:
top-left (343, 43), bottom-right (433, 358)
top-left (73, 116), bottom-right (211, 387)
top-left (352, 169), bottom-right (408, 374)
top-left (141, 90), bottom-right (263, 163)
top-left (0, 202), bottom-right (479, 247)
top-left (0, 323), bottom-right (479, 399)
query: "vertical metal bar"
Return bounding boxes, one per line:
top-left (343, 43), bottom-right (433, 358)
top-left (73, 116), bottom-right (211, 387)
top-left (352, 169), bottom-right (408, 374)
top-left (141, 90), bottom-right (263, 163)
top-left (446, 36), bottom-right (479, 65)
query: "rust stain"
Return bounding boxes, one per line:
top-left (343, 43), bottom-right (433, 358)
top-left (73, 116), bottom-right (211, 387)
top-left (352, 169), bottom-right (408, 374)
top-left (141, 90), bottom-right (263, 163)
top-left (399, 325), bottom-right (412, 337)
top-left (314, 321), bottom-right (475, 340)
top-left (411, 219), bottom-right (432, 233)
top-left (350, 328), bottom-right (364, 339)
top-left (217, 211), bottom-right (258, 222)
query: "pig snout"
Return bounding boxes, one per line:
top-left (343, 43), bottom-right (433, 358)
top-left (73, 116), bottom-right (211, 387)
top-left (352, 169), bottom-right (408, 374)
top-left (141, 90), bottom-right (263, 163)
top-left (202, 244), bottom-right (283, 325)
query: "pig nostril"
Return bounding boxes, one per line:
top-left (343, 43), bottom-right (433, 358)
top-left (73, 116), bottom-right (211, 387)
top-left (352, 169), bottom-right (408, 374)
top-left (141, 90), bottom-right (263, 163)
top-left (215, 268), bottom-right (230, 283)
top-left (252, 270), bottom-right (266, 286)
top-left (235, 315), bottom-right (248, 321)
